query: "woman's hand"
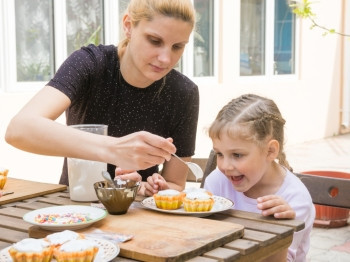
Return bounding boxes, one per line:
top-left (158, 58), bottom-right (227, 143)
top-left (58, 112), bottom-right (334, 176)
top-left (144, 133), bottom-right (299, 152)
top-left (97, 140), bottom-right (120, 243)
top-left (257, 195), bottom-right (296, 219)
top-left (112, 132), bottom-right (176, 171)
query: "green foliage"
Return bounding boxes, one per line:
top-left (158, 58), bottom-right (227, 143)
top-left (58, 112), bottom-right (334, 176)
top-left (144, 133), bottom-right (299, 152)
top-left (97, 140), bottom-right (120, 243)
top-left (289, 0), bottom-right (349, 37)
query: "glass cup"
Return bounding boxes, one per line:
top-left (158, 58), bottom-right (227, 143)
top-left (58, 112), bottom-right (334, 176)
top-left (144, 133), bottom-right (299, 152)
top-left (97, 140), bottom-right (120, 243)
top-left (67, 124), bottom-right (108, 202)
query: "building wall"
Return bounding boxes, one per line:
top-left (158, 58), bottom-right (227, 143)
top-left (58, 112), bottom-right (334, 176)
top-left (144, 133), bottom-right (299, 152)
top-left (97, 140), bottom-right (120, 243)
top-left (0, 1), bottom-right (347, 183)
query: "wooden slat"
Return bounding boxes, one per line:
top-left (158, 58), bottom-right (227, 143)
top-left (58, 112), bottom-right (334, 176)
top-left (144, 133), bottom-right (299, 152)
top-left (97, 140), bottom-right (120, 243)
top-left (221, 209), bottom-right (305, 231)
top-left (202, 247), bottom-right (241, 261)
top-left (0, 214), bottom-right (32, 232)
top-left (15, 201), bottom-right (56, 210)
top-left (0, 206), bottom-right (30, 218)
top-left (295, 173), bottom-right (350, 209)
top-left (0, 178), bottom-right (67, 205)
top-left (209, 214), bottom-right (294, 238)
top-left (224, 239), bottom-right (259, 255)
top-left (186, 257), bottom-right (218, 262)
top-left (235, 234), bottom-right (293, 262)
top-left (43, 191), bottom-right (70, 198)
top-left (37, 197), bottom-right (89, 206)
top-left (0, 241), bottom-right (11, 250)
top-left (0, 228), bottom-right (28, 243)
top-left (242, 229), bottom-right (277, 246)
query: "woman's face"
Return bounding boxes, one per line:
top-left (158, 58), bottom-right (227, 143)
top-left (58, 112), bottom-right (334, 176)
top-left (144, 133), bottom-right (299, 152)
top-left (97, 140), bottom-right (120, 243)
top-left (123, 14), bottom-right (192, 87)
top-left (213, 134), bottom-right (271, 195)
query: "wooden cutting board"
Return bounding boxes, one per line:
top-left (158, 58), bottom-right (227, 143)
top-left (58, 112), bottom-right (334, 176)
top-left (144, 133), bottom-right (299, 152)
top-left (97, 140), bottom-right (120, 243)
top-left (29, 205), bottom-right (244, 262)
top-left (0, 178), bottom-right (67, 205)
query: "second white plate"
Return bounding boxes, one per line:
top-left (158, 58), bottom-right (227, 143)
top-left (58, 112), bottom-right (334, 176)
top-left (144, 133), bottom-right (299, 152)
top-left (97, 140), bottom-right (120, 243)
top-left (141, 195), bottom-right (234, 217)
top-left (23, 205), bottom-right (107, 231)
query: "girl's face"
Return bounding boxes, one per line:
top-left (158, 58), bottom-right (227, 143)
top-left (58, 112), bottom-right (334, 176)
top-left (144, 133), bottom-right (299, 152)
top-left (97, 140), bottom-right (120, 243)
top-left (213, 133), bottom-right (274, 197)
top-left (123, 14), bottom-right (192, 87)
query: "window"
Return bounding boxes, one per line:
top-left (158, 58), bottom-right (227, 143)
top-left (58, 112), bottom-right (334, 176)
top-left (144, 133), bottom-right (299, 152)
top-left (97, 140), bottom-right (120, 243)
top-left (240, 0), bottom-right (295, 76)
top-left (193, 0), bottom-right (215, 77)
top-left (66, 0), bottom-right (104, 56)
top-left (15, 0), bottom-right (54, 82)
top-left (1, 0), bottom-right (216, 92)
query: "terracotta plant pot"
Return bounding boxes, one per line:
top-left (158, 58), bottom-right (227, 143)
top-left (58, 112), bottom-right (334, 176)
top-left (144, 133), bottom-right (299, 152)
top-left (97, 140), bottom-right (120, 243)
top-left (301, 170), bottom-right (350, 228)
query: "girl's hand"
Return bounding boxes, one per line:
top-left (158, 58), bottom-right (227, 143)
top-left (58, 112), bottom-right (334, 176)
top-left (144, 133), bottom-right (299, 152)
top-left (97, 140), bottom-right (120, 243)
top-left (257, 195), bottom-right (296, 219)
top-left (143, 173), bottom-right (169, 196)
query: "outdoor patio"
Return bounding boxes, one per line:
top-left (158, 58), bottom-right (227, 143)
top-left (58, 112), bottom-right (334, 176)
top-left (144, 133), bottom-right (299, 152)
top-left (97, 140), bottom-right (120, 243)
top-left (285, 133), bottom-right (350, 261)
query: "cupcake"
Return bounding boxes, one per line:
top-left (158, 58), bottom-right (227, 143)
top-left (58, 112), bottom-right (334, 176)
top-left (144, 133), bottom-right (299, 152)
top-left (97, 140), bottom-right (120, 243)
top-left (183, 191), bottom-right (215, 212)
top-left (0, 167), bottom-right (9, 189)
top-left (45, 230), bottom-right (84, 247)
top-left (183, 187), bottom-right (213, 195)
top-left (8, 238), bottom-right (54, 262)
top-left (53, 239), bottom-right (99, 262)
top-left (153, 189), bottom-right (185, 210)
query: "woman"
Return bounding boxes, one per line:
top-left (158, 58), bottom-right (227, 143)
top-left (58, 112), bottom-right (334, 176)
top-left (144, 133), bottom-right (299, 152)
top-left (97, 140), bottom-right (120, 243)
top-left (5, 0), bottom-right (199, 197)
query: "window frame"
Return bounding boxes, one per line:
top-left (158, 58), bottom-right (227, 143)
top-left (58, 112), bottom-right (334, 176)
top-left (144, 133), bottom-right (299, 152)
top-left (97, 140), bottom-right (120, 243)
top-left (236, 0), bottom-right (299, 82)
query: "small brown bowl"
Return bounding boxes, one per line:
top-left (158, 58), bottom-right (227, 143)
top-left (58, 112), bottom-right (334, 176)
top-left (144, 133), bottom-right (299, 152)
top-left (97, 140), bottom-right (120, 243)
top-left (93, 180), bottom-right (140, 215)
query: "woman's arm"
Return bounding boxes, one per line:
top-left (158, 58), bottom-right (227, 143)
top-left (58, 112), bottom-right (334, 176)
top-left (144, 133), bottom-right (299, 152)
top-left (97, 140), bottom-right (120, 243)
top-left (5, 86), bottom-right (176, 171)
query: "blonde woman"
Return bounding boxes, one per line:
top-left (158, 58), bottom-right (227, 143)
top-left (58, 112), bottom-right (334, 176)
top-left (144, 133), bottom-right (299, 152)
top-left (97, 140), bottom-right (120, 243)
top-left (6, 0), bottom-right (198, 196)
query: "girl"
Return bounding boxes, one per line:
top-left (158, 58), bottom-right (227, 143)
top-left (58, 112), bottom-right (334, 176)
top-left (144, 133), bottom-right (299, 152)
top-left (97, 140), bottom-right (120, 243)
top-left (204, 94), bottom-right (315, 262)
top-left (5, 0), bottom-right (199, 196)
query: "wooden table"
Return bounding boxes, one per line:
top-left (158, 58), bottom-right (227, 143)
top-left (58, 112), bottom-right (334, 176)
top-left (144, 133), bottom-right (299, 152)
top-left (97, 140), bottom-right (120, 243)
top-left (0, 187), bottom-right (304, 262)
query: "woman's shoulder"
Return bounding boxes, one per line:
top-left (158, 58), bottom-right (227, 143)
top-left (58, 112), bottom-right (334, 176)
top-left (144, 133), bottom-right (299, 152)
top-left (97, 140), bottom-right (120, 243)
top-left (167, 69), bottom-right (198, 89)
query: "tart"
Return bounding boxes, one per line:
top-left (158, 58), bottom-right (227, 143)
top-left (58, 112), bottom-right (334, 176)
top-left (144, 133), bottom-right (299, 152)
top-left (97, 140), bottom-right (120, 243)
top-left (53, 239), bottom-right (99, 262)
top-left (45, 230), bottom-right (84, 247)
top-left (0, 167), bottom-right (9, 189)
top-left (153, 189), bottom-right (185, 210)
top-left (183, 187), bottom-right (213, 195)
top-left (183, 191), bottom-right (215, 212)
top-left (8, 238), bottom-right (53, 262)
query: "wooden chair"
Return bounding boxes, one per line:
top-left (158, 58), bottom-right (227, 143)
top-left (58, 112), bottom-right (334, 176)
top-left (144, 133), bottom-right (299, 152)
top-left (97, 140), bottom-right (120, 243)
top-left (295, 172), bottom-right (350, 209)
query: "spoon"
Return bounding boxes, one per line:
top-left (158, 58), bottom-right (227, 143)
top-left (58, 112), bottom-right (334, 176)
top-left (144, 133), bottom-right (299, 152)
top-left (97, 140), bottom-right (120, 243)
top-left (172, 154), bottom-right (204, 181)
top-left (102, 171), bottom-right (116, 189)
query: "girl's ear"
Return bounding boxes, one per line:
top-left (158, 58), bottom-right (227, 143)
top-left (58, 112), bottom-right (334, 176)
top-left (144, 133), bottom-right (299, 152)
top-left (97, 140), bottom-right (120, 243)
top-left (267, 139), bottom-right (279, 161)
top-left (123, 13), bottom-right (132, 38)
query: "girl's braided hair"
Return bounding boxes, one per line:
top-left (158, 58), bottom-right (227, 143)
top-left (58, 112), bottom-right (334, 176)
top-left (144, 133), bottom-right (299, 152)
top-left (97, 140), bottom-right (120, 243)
top-left (209, 94), bottom-right (292, 171)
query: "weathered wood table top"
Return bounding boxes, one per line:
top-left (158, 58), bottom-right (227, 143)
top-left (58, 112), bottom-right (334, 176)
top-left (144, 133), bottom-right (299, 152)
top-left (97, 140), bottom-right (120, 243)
top-left (0, 184), bottom-right (304, 262)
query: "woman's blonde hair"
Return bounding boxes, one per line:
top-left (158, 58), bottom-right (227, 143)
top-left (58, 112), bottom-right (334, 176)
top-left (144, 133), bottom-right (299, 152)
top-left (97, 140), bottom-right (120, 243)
top-left (118, 0), bottom-right (196, 56)
top-left (209, 94), bottom-right (292, 171)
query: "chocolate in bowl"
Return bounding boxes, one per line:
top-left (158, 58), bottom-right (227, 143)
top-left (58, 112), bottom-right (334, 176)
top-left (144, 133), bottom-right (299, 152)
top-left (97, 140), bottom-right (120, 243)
top-left (94, 180), bottom-right (140, 215)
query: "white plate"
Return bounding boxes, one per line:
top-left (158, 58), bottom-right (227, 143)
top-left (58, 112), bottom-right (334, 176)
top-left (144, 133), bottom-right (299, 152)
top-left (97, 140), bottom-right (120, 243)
top-left (141, 195), bottom-right (234, 217)
top-left (0, 237), bottom-right (119, 262)
top-left (23, 205), bottom-right (107, 231)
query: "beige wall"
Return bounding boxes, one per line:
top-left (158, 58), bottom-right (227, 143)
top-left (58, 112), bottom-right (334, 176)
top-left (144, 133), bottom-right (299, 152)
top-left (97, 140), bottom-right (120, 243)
top-left (0, 1), bottom-right (347, 183)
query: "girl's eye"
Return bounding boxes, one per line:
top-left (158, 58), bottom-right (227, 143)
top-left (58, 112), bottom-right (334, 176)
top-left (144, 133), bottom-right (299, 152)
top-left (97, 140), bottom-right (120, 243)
top-left (215, 152), bottom-right (223, 158)
top-left (233, 153), bottom-right (243, 158)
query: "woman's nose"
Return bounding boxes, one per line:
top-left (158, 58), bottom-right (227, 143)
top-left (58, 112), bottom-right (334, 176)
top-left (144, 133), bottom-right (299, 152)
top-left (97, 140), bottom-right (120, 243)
top-left (157, 48), bottom-right (171, 64)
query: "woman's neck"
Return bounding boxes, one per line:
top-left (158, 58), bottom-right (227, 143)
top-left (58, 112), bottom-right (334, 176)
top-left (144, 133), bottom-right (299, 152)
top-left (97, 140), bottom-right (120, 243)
top-left (118, 48), bottom-right (153, 88)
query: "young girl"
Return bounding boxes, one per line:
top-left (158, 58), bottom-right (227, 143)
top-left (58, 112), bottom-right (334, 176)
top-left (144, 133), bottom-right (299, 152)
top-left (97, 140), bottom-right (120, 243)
top-left (5, 0), bottom-right (199, 196)
top-left (204, 94), bottom-right (315, 262)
